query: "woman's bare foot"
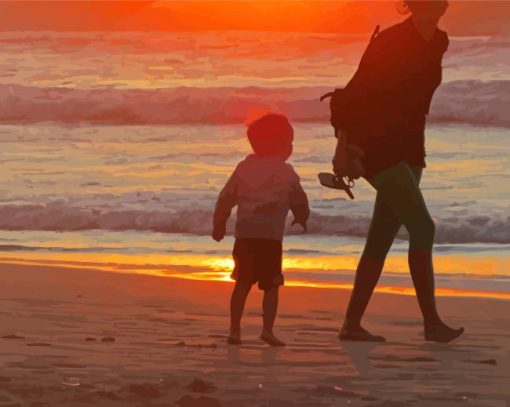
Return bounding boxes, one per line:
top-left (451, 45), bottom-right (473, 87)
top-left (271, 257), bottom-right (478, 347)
top-left (227, 329), bottom-right (242, 345)
top-left (260, 330), bottom-right (285, 347)
top-left (339, 325), bottom-right (386, 342)
top-left (425, 323), bottom-right (464, 343)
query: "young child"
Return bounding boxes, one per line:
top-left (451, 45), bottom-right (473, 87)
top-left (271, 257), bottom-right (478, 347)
top-left (212, 113), bottom-right (310, 347)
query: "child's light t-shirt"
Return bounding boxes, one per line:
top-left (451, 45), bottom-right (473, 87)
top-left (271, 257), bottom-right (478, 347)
top-left (213, 154), bottom-right (309, 242)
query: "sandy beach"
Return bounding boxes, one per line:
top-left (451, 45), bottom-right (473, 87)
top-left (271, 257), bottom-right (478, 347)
top-left (0, 261), bottom-right (508, 407)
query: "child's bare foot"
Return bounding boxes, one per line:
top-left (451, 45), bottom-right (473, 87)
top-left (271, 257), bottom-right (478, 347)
top-left (260, 330), bottom-right (285, 347)
top-left (227, 329), bottom-right (242, 345)
top-left (425, 323), bottom-right (464, 343)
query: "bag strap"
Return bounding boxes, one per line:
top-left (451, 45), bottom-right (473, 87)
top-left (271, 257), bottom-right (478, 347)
top-left (370, 25), bottom-right (380, 43)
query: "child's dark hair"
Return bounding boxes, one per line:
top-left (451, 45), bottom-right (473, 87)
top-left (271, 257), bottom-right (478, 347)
top-left (246, 113), bottom-right (293, 156)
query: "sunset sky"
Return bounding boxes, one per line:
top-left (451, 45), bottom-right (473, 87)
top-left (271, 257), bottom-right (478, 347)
top-left (0, 1), bottom-right (509, 35)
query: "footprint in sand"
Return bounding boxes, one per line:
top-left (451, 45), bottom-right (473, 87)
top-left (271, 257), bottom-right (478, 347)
top-left (2, 334), bottom-right (25, 340)
top-left (175, 395), bottom-right (221, 407)
top-left (186, 378), bottom-right (217, 394)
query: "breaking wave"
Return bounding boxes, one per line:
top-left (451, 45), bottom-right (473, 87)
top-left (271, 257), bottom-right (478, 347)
top-left (0, 80), bottom-right (509, 127)
top-left (1, 203), bottom-right (509, 244)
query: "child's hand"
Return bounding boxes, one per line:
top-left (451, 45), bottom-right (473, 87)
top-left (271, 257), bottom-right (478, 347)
top-left (291, 219), bottom-right (307, 233)
top-left (212, 225), bottom-right (226, 242)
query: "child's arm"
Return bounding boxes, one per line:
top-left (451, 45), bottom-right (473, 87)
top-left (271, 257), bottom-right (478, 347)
top-left (289, 175), bottom-right (310, 232)
top-left (212, 172), bottom-right (238, 241)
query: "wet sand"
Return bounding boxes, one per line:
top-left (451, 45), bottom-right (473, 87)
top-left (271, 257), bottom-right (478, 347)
top-left (0, 261), bottom-right (509, 406)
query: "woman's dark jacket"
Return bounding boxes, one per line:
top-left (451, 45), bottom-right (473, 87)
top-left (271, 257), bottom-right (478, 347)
top-left (342, 17), bottom-right (449, 178)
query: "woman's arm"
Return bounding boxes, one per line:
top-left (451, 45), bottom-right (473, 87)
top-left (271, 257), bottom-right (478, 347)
top-left (332, 129), bottom-right (348, 175)
top-left (332, 130), bottom-right (366, 179)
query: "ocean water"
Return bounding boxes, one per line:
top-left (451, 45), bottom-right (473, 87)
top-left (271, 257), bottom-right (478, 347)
top-left (0, 31), bottom-right (508, 298)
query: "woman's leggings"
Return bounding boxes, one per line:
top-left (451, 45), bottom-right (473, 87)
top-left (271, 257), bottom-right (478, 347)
top-left (363, 161), bottom-right (435, 260)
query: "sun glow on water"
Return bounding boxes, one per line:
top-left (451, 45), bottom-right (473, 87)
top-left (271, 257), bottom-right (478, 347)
top-left (2, 242), bottom-right (509, 301)
top-left (202, 258), bottom-right (235, 271)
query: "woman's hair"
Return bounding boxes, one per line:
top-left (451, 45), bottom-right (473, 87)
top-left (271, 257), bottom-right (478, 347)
top-left (246, 113), bottom-right (293, 156)
top-left (395, 0), bottom-right (411, 15)
top-left (396, 0), bottom-right (448, 15)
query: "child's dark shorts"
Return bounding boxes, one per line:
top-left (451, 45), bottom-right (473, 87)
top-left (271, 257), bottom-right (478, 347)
top-left (231, 238), bottom-right (284, 291)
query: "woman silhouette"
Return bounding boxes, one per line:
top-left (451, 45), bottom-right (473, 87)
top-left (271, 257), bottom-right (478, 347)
top-left (336, 0), bottom-right (464, 343)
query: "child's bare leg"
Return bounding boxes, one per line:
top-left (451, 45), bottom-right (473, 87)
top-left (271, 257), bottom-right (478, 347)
top-left (229, 282), bottom-right (251, 344)
top-left (261, 286), bottom-right (285, 346)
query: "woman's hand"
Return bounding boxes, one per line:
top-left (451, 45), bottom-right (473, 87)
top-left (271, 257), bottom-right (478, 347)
top-left (333, 143), bottom-right (366, 180)
top-left (332, 149), bottom-right (348, 175)
top-left (345, 145), bottom-right (366, 179)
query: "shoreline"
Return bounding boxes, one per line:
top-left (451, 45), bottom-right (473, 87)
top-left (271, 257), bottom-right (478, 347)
top-left (2, 256), bottom-right (510, 302)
